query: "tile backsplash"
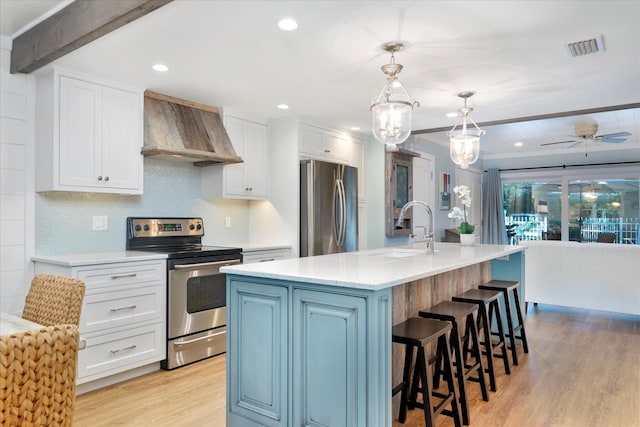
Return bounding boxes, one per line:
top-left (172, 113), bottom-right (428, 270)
top-left (35, 158), bottom-right (250, 255)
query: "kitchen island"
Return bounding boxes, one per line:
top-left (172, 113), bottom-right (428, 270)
top-left (222, 242), bottom-right (525, 427)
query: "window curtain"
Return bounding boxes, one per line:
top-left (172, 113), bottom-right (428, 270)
top-left (482, 168), bottom-right (508, 244)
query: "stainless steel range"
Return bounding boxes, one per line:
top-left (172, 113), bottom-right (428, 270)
top-left (126, 217), bottom-right (241, 369)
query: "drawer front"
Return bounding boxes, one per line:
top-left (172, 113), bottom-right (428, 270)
top-left (242, 249), bottom-right (290, 264)
top-left (80, 285), bottom-right (164, 334)
top-left (77, 323), bottom-right (164, 383)
top-left (77, 261), bottom-right (165, 291)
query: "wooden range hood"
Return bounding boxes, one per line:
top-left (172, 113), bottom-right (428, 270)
top-left (142, 91), bottom-right (243, 166)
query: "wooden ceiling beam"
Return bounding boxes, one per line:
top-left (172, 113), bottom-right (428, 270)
top-left (10, 0), bottom-right (173, 74)
top-left (412, 102), bottom-right (640, 135)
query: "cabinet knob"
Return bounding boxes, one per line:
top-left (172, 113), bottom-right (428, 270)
top-left (97, 176), bottom-right (102, 181)
top-left (104, 176), bottom-right (109, 181)
top-left (324, 149), bottom-right (330, 153)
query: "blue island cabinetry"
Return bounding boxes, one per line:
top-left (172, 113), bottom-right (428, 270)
top-left (227, 276), bottom-right (392, 427)
top-left (223, 243), bottom-right (525, 427)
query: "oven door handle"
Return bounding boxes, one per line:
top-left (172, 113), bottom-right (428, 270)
top-left (172, 260), bottom-right (240, 270)
top-left (173, 329), bottom-right (226, 346)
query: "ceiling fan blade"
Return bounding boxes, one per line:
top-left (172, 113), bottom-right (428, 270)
top-left (596, 131), bottom-right (631, 138)
top-left (567, 141), bottom-right (583, 149)
top-left (600, 137), bottom-right (626, 143)
top-left (540, 140), bottom-right (575, 146)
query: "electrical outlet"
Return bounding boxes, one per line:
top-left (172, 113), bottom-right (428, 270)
top-left (225, 216), bottom-right (232, 228)
top-left (92, 215), bottom-right (108, 231)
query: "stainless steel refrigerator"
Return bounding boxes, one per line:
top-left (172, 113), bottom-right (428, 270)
top-left (300, 159), bottom-right (358, 257)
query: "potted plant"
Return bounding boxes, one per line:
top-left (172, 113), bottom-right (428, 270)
top-left (448, 185), bottom-right (475, 245)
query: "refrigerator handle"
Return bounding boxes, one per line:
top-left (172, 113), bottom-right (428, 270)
top-left (336, 178), bottom-right (347, 246)
top-left (333, 178), bottom-right (341, 245)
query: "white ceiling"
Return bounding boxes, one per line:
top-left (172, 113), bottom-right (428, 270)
top-left (2, 0), bottom-right (639, 158)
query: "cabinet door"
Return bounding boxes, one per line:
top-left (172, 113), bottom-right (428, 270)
top-left (293, 289), bottom-right (367, 427)
top-left (219, 116), bottom-right (268, 199)
top-left (242, 121), bottom-right (268, 197)
top-left (101, 86), bottom-right (142, 191)
top-left (59, 76), bottom-right (102, 188)
top-left (222, 116), bottom-right (246, 196)
top-left (299, 124), bottom-right (326, 158)
top-left (228, 279), bottom-right (288, 427)
top-left (324, 131), bottom-right (350, 164)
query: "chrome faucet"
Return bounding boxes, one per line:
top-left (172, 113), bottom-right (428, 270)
top-left (396, 201), bottom-right (436, 254)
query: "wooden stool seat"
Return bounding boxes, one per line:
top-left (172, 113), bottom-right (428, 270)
top-left (479, 280), bottom-right (529, 365)
top-left (392, 317), bottom-right (462, 427)
top-left (453, 289), bottom-right (510, 392)
top-left (420, 301), bottom-right (489, 425)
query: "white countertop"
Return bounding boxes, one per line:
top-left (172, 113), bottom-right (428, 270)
top-left (221, 242), bottom-right (525, 290)
top-left (31, 251), bottom-right (168, 267)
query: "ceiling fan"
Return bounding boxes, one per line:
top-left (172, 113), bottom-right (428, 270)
top-left (540, 122), bottom-right (631, 149)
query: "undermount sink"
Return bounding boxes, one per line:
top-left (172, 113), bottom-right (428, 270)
top-left (367, 248), bottom-right (426, 258)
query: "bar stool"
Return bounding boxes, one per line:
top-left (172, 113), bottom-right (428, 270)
top-left (419, 301), bottom-right (489, 426)
top-left (392, 317), bottom-right (462, 427)
top-left (479, 280), bottom-right (529, 366)
top-left (452, 289), bottom-right (510, 392)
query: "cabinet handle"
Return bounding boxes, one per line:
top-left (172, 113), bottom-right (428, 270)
top-left (110, 344), bottom-right (137, 354)
top-left (259, 258), bottom-right (275, 262)
top-left (110, 305), bottom-right (137, 312)
top-left (97, 176), bottom-right (103, 181)
top-left (110, 273), bottom-right (137, 280)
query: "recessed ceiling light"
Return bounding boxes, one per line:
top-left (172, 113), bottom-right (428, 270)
top-left (446, 112), bottom-right (458, 118)
top-left (277, 104), bottom-right (290, 110)
top-left (152, 64), bottom-right (168, 72)
top-left (514, 142), bottom-right (523, 147)
top-left (278, 18), bottom-right (298, 31)
top-left (350, 127), bottom-right (360, 131)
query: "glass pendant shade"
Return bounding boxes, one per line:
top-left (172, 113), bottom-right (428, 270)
top-left (370, 43), bottom-right (418, 149)
top-left (371, 85), bottom-right (413, 146)
top-left (448, 92), bottom-right (484, 169)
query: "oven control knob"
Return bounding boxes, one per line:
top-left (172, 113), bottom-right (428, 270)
top-left (196, 224), bottom-right (202, 230)
top-left (143, 225), bottom-right (150, 231)
top-left (134, 224), bottom-right (142, 232)
top-left (189, 224), bottom-right (195, 230)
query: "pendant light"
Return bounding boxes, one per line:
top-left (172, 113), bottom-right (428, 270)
top-left (370, 42), bottom-right (419, 151)
top-left (448, 91), bottom-right (485, 169)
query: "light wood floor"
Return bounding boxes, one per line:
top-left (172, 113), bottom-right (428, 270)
top-left (74, 304), bottom-right (640, 426)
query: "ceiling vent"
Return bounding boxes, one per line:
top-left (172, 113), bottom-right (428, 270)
top-left (566, 35), bottom-right (605, 57)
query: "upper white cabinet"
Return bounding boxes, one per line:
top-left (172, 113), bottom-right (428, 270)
top-left (299, 123), bottom-right (350, 164)
top-left (201, 114), bottom-right (268, 200)
top-left (35, 67), bottom-right (143, 194)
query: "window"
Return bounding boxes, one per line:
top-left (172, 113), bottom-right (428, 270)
top-left (568, 179), bottom-right (639, 243)
top-left (504, 182), bottom-right (560, 241)
top-left (502, 168), bottom-right (639, 244)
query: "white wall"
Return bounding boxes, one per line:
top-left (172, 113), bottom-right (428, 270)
top-left (0, 35), bottom-right (34, 313)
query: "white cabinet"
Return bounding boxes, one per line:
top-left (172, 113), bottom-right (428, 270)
top-left (242, 247), bottom-right (290, 264)
top-left (33, 259), bottom-right (166, 385)
top-left (299, 123), bottom-right (350, 164)
top-left (201, 115), bottom-right (268, 200)
top-left (35, 67), bottom-right (143, 194)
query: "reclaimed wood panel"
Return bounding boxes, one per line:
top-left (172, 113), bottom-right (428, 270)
top-left (142, 92), bottom-right (243, 164)
top-left (391, 261), bottom-right (491, 416)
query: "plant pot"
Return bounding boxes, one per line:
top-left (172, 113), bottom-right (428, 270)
top-left (460, 233), bottom-right (475, 246)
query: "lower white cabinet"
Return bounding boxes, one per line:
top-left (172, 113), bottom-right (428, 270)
top-left (33, 259), bottom-right (166, 385)
top-left (242, 247), bottom-right (290, 264)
